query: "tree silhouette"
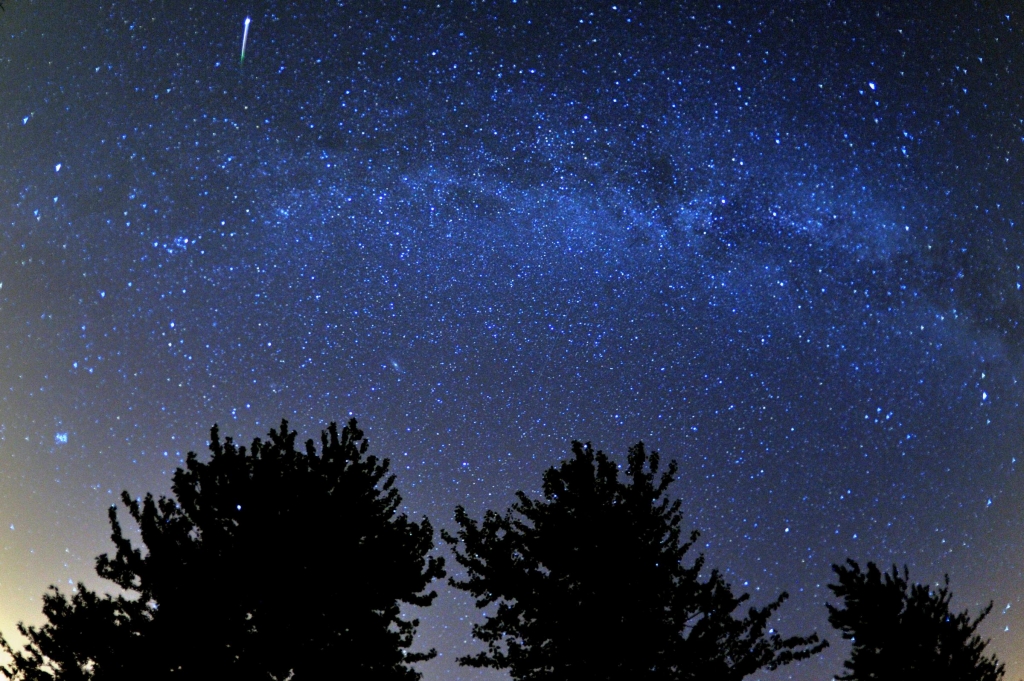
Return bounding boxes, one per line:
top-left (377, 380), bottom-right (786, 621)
top-left (827, 559), bottom-right (1005, 681)
top-left (443, 440), bottom-right (827, 680)
top-left (0, 418), bottom-right (445, 681)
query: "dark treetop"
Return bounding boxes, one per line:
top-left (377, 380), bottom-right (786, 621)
top-left (444, 440), bottom-right (827, 680)
top-left (1, 419), bottom-right (445, 681)
top-left (827, 560), bottom-right (1006, 681)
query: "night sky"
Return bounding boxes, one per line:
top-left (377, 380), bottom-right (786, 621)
top-left (1, 1), bottom-right (1023, 678)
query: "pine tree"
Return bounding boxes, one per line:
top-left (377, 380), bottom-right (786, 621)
top-left (1, 419), bottom-right (444, 681)
top-left (827, 559), bottom-right (1005, 681)
top-left (443, 440), bottom-right (826, 680)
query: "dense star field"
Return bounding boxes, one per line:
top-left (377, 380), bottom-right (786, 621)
top-left (1, 1), bottom-right (1023, 678)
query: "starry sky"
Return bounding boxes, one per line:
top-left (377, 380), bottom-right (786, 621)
top-left (1, 1), bottom-right (1023, 678)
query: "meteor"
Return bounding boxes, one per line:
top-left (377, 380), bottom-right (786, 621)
top-left (240, 16), bottom-right (251, 65)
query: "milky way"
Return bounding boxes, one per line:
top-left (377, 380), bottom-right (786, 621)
top-left (2, 2), bottom-right (1024, 679)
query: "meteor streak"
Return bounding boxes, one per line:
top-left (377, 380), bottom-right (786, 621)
top-left (240, 17), bottom-right (251, 65)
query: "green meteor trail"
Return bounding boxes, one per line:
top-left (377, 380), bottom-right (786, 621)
top-left (241, 16), bottom-right (251, 64)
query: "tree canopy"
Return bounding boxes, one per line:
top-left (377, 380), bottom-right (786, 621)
top-left (827, 559), bottom-right (1005, 681)
top-left (0, 419), bottom-right (444, 681)
top-left (11, 417), bottom-right (1021, 681)
top-left (443, 440), bottom-right (826, 681)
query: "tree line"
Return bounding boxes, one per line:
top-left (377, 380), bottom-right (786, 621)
top-left (0, 419), bottom-right (1009, 680)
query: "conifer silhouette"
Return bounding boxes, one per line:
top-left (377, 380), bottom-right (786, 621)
top-left (0, 419), bottom-right (444, 681)
top-left (828, 560), bottom-right (1005, 681)
top-left (443, 440), bottom-right (826, 680)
